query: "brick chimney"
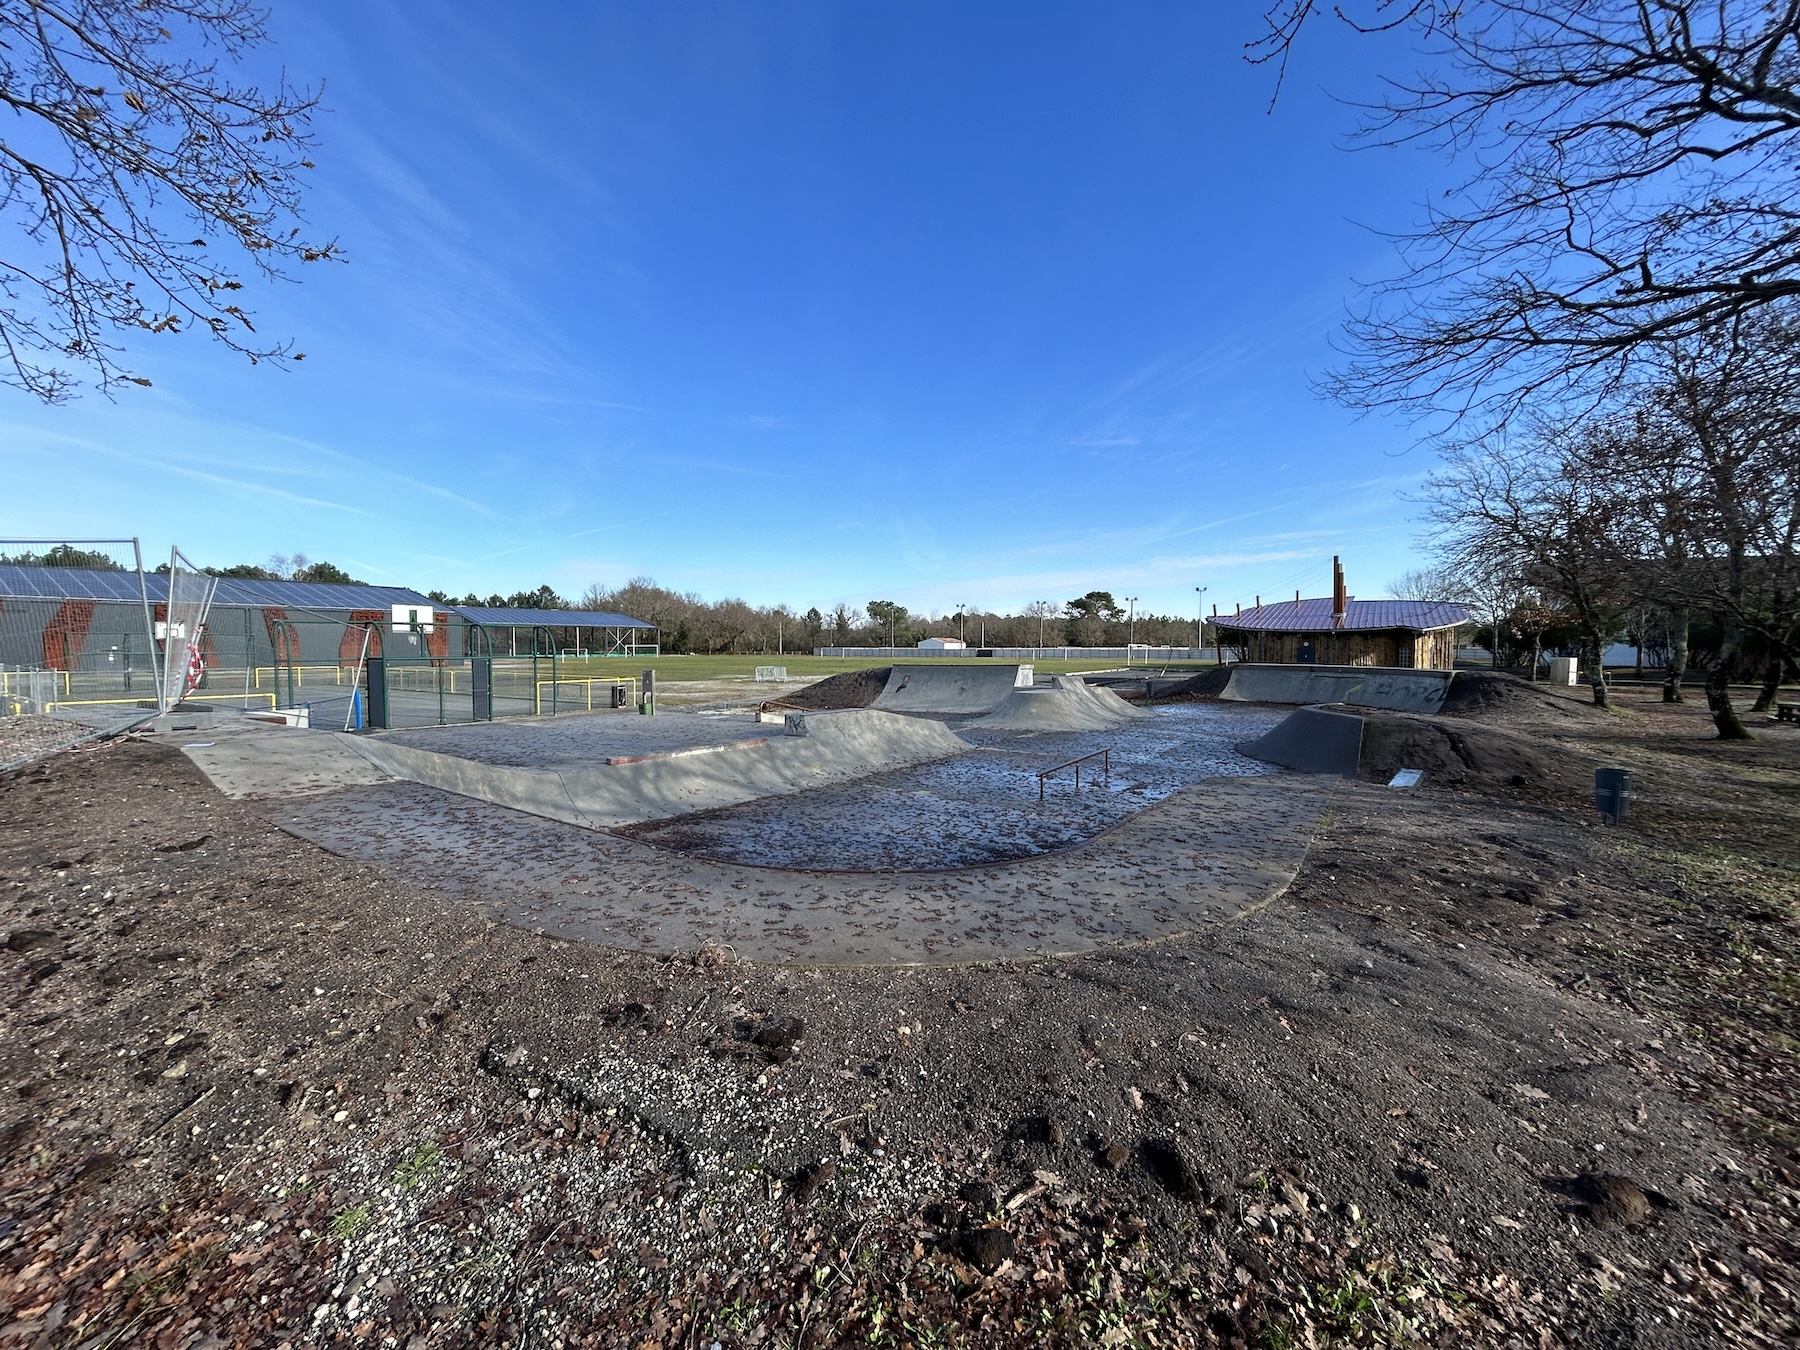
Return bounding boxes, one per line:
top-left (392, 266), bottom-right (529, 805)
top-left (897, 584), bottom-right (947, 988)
top-left (1332, 556), bottom-right (1347, 629)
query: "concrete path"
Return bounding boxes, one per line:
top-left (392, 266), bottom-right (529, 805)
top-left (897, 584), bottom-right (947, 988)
top-left (275, 772), bottom-right (1333, 965)
top-left (178, 719), bottom-right (395, 798)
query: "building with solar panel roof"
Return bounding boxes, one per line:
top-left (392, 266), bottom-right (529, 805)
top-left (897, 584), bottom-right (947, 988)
top-left (1, 560), bottom-right (659, 729)
top-left (0, 561), bottom-right (444, 699)
top-left (1213, 558), bottom-right (1469, 670)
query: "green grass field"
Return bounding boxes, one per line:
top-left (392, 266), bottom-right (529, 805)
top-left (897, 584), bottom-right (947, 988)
top-left (552, 653), bottom-right (1222, 682)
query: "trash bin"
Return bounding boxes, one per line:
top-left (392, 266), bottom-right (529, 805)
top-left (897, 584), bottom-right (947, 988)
top-left (1595, 766), bottom-right (1633, 824)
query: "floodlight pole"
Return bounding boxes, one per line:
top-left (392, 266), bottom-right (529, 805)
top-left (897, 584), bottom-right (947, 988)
top-left (1126, 597), bottom-right (1139, 650)
top-left (1194, 586), bottom-right (1208, 660)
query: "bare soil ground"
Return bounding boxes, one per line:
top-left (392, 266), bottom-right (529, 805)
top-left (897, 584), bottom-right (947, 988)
top-left (0, 685), bottom-right (1796, 1348)
top-left (771, 667), bottom-right (893, 711)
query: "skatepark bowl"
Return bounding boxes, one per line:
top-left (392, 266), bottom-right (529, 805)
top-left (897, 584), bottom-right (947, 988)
top-left (179, 665), bottom-right (1343, 966)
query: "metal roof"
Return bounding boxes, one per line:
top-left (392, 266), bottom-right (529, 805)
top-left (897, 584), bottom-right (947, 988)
top-left (208, 577), bottom-right (439, 609)
top-left (452, 606), bottom-right (655, 630)
top-left (1214, 597), bottom-right (1468, 633)
top-left (0, 564), bottom-right (436, 611)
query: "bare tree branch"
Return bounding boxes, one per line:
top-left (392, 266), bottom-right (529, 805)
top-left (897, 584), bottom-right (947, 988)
top-left (1251, 1), bottom-right (1800, 422)
top-left (0, 0), bottom-right (337, 401)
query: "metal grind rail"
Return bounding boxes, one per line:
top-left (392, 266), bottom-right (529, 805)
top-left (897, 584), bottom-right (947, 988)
top-left (1037, 747), bottom-right (1110, 800)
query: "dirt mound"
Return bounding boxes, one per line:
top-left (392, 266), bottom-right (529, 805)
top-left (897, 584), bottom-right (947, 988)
top-left (1141, 667), bottom-right (1234, 702)
top-left (1358, 711), bottom-right (1595, 802)
top-left (1441, 670), bottom-right (1612, 726)
top-left (770, 666), bottom-right (890, 710)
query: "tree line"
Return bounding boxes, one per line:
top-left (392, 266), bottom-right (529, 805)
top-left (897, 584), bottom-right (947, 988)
top-left (426, 578), bottom-right (1216, 656)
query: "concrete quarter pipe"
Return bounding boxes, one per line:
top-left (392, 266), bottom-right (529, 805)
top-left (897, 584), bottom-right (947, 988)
top-left (871, 663), bottom-right (1033, 715)
top-left (1220, 664), bottom-right (1453, 714)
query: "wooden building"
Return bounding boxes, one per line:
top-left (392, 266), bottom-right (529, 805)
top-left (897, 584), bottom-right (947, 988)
top-left (1214, 559), bottom-right (1467, 670)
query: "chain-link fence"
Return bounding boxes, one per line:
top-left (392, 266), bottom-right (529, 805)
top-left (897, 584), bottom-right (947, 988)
top-left (160, 546), bottom-right (219, 710)
top-left (0, 538), bottom-right (160, 771)
top-left (1, 565), bottom-right (650, 753)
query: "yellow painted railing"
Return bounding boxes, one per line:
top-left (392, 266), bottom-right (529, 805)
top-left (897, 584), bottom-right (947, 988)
top-left (0, 669), bottom-right (73, 695)
top-left (253, 665), bottom-right (351, 689)
top-left (388, 668), bottom-right (457, 693)
top-left (534, 678), bottom-right (636, 715)
top-left (46, 691), bottom-right (278, 712)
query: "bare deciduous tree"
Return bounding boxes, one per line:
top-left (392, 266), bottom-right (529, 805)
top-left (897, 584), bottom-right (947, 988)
top-left (1422, 429), bottom-right (1630, 705)
top-left (1, 0), bottom-right (337, 401)
top-left (1630, 316), bottom-right (1800, 732)
top-left (1252, 2), bottom-right (1800, 419)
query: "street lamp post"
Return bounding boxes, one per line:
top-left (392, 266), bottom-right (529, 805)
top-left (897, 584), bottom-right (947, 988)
top-left (1194, 586), bottom-right (1208, 661)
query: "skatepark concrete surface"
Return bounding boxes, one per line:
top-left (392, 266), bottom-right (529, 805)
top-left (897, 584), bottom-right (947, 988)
top-left (871, 662), bottom-right (1032, 714)
top-left (276, 772), bottom-right (1332, 964)
top-left (970, 674), bottom-right (1148, 731)
top-left (175, 697), bottom-right (1333, 965)
top-left (1219, 663), bottom-right (1454, 713)
top-left (626, 702), bottom-right (1284, 869)
top-left (1238, 705), bottom-right (1366, 777)
top-left (179, 719), bottom-right (397, 798)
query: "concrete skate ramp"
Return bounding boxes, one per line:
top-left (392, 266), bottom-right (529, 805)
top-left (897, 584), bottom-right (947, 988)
top-left (872, 663), bottom-right (1031, 715)
top-left (1221, 664), bottom-right (1453, 714)
top-left (342, 708), bottom-right (968, 829)
top-left (972, 674), bottom-right (1149, 731)
top-left (188, 709), bottom-right (964, 835)
top-left (1238, 706), bottom-right (1363, 777)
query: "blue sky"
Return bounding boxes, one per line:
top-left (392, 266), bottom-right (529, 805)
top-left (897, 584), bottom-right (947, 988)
top-left (2, 2), bottom-right (1449, 620)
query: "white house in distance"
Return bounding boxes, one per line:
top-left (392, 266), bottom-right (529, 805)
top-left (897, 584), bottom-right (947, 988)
top-left (917, 636), bottom-right (966, 651)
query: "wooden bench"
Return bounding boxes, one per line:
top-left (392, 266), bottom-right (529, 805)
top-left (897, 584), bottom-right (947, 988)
top-left (1777, 701), bottom-right (1800, 724)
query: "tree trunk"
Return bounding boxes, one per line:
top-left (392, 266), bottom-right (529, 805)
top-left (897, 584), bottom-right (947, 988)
top-left (1707, 619), bottom-right (1753, 739)
top-left (1751, 650), bottom-right (1788, 713)
top-left (1662, 610), bottom-right (1689, 703)
top-left (1585, 629), bottom-right (1609, 708)
top-left (1529, 635), bottom-right (1541, 682)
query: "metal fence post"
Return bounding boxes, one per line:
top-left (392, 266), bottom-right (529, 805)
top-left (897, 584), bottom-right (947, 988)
top-left (366, 657), bottom-right (388, 729)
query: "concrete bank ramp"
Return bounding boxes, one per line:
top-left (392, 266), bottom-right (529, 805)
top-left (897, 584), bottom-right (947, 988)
top-left (872, 663), bottom-right (1031, 715)
top-left (972, 674), bottom-right (1150, 731)
top-left (180, 722), bottom-right (397, 798)
top-left (343, 708), bottom-right (968, 830)
top-left (1237, 706), bottom-right (1364, 777)
top-left (1221, 664), bottom-right (1453, 714)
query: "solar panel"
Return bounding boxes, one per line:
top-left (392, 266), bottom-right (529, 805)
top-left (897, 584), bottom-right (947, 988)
top-left (0, 564), bottom-right (438, 612)
top-left (0, 564), bottom-right (152, 602)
